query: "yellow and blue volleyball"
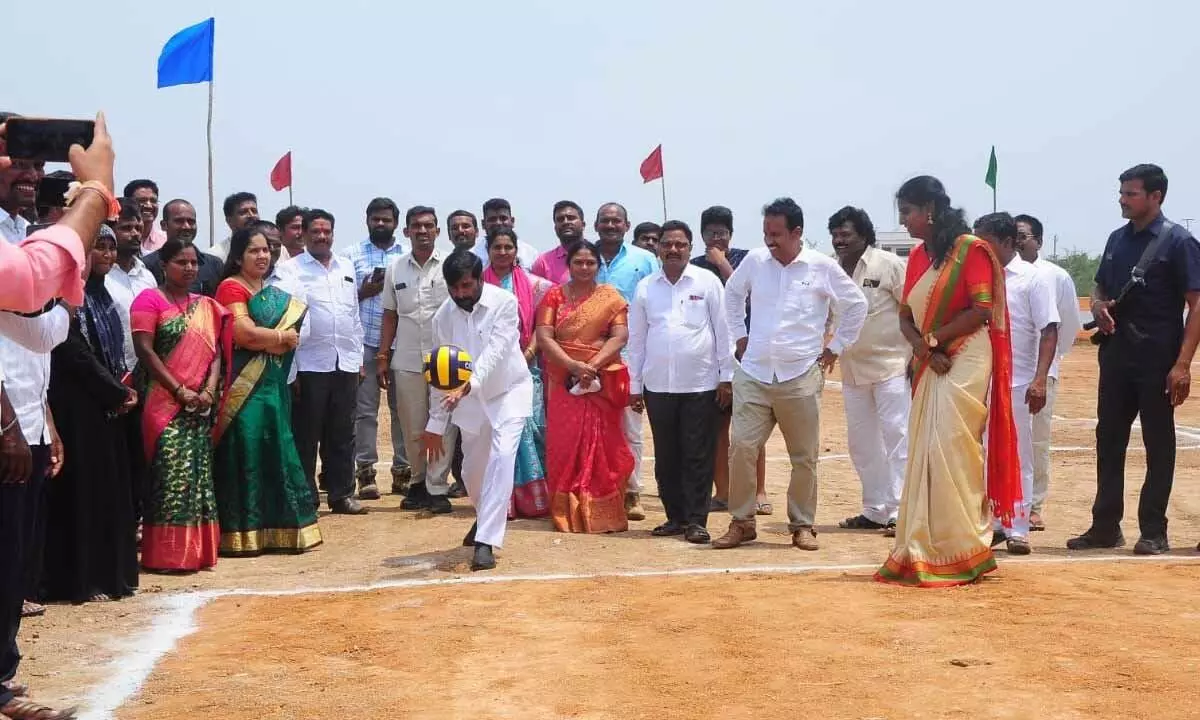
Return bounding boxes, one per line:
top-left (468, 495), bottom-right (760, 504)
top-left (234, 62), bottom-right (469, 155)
top-left (423, 345), bottom-right (474, 391)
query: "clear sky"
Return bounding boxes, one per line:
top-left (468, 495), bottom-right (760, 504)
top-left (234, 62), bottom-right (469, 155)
top-left (6, 0), bottom-right (1200, 255)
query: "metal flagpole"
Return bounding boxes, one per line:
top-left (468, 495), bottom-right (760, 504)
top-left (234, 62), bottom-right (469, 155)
top-left (206, 81), bottom-right (215, 248)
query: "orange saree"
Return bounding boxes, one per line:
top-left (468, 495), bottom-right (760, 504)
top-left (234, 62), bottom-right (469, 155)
top-left (537, 284), bottom-right (634, 533)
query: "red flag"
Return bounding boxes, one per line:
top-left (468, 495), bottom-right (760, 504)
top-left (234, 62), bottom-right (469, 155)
top-left (269, 151), bottom-right (292, 191)
top-left (639, 144), bottom-right (663, 183)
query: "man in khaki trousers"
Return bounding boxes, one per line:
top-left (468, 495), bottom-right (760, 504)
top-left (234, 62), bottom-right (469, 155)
top-left (712, 198), bottom-right (866, 551)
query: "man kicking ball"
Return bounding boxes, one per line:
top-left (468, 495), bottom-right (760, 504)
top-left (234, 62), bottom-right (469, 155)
top-left (421, 249), bottom-right (533, 571)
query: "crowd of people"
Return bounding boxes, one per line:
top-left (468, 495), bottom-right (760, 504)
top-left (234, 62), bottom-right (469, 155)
top-left (1, 110), bottom-right (1199, 719)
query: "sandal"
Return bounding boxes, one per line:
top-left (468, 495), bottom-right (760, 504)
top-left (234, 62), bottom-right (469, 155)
top-left (88, 593), bottom-right (112, 603)
top-left (1029, 512), bottom-right (1045, 531)
top-left (838, 514), bottom-right (886, 530)
top-left (20, 602), bottom-right (45, 618)
top-left (2, 681), bottom-right (29, 697)
top-left (755, 502), bottom-right (774, 516)
top-left (0, 697), bottom-right (78, 719)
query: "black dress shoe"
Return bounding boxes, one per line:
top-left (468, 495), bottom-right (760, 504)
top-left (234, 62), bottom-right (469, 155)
top-left (330, 497), bottom-right (368, 515)
top-left (447, 480), bottom-right (468, 499)
top-left (651, 522), bottom-right (686, 537)
top-left (1066, 530), bottom-right (1126, 550)
top-left (989, 531), bottom-right (1007, 548)
top-left (684, 525), bottom-right (711, 544)
top-left (463, 522), bottom-right (478, 547)
top-left (471, 543), bottom-right (496, 571)
top-left (1133, 535), bottom-right (1169, 555)
top-left (401, 485), bottom-right (431, 510)
top-left (428, 495), bottom-right (453, 514)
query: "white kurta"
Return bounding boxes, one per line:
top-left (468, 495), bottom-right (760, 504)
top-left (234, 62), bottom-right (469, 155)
top-left (427, 284), bottom-right (533, 547)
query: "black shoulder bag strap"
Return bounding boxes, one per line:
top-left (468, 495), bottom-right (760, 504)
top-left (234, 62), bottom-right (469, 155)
top-left (1113, 219), bottom-right (1173, 305)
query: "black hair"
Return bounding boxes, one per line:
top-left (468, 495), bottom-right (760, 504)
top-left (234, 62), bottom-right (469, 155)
top-left (895, 176), bottom-right (971, 265)
top-left (275, 205), bottom-right (305, 228)
top-left (633, 221), bottom-right (661, 239)
top-left (365, 197), bottom-right (400, 222)
top-left (827, 206), bottom-right (877, 246)
top-left (485, 227), bottom-right (519, 248)
top-left (123, 179), bottom-right (159, 199)
top-left (553, 200), bottom-right (584, 219)
top-left (405, 205), bottom-right (437, 227)
top-left (161, 198), bottom-right (193, 222)
top-left (596, 202), bottom-right (628, 221)
top-left (1119, 163), bottom-right (1168, 201)
top-left (158, 237), bottom-right (199, 265)
top-left (222, 191), bottom-right (257, 219)
top-left (762, 197), bottom-right (804, 231)
top-left (700, 205), bottom-right (733, 234)
top-left (448, 209), bottom-right (478, 229)
top-left (1013, 213), bottom-right (1043, 240)
top-left (221, 226), bottom-right (270, 279)
top-left (442, 247), bottom-right (484, 286)
top-left (566, 239), bottom-right (601, 265)
top-left (252, 219), bottom-right (278, 234)
top-left (303, 208), bottom-right (335, 230)
top-left (659, 219), bottom-right (693, 243)
top-left (116, 197), bottom-right (141, 222)
top-left (973, 212), bottom-right (1018, 246)
top-left (482, 198), bottom-right (511, 216)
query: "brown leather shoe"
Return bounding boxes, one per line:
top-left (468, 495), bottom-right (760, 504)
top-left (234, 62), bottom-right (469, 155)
top-left (792, 526), bottom-right (819, 551)
top-left (711, 519), bottom-right (757, 549)
top-left (625, 492), bottom-right (646, 521)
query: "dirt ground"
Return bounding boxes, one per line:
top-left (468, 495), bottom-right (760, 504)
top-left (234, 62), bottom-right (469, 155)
top-left (117, 565), bottom-right (1200, 720)
top-left (15, 344), bottom-right (1200, 718)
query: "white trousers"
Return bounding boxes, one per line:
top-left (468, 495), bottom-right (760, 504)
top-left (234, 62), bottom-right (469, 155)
top-left (1030, 376), bottom-right (1058, 513)
top-left (995, 382), bottom-right (1036, 539)
top-left (460, 415), bottom-right (523, 548)
top-left (841, 375), bottom-right (910, 524)
top-left (622, 407), bottom-right (645, 494)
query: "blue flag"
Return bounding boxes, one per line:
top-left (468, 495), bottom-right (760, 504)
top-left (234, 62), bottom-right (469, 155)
top-left (157, 18), bottom-right (214, 88)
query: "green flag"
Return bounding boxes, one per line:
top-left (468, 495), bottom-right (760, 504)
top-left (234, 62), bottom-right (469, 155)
top-left (985, 146), bottom-right (997, 190)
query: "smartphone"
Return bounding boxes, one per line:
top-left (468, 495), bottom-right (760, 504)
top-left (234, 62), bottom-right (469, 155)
top-left (36, 175), bottom-right (72, 209)
top-left (5, 118), bottom-right (95, 162)
top-left (371, 266), bottom-right (385, 282)
top-left (120, 371), bottom-right (134, 387)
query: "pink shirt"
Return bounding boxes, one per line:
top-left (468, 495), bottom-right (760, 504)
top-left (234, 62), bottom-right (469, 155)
top-left (0, 225), bottom-right (86, 312)
top-left (531, 246), bottom-right (570, 285)
top-left (141, 226), bottom-right (167, 254)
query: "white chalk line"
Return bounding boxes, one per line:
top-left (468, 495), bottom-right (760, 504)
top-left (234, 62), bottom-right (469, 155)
top-left (80, 552), bottom-right (1200, 719)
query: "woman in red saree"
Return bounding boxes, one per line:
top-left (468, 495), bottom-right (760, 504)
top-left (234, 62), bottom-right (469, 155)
top-left (130, 240), bottom-right (231, 572)
top-left (535, 240), bottom-right (634, 533)
top-left (875, 176), bottom-right (1022, 588)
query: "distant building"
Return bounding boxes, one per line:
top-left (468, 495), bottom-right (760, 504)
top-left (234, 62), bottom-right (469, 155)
top-left (878, 231), bottom-right (919, 257)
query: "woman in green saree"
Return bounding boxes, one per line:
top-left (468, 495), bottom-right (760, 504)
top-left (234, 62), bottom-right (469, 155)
top-left (212, 227), bottom-right (322, 556)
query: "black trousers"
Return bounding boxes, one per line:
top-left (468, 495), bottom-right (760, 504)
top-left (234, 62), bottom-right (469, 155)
top-left (1, 445), bottom-right (49, 703)
top-left (21, 444), bottom-right (48, 601)
top-left (292, 371), bottom-right (357, 506)
top-left (645, 390), bottom-right (718, 528)
top-left (1094, 340), bottom-right (1176, 538)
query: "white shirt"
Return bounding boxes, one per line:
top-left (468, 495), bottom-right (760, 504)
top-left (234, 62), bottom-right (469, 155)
top-left (628, 264), bottom-right (734, 394)
top-left (725, 247), bottom-right (868, 384)
top-left (426, 284), bottom-right (532, 435)
top-left (0, 306), bottom-right (69, 444)
top-left (381, 251), bottom-right (448, 373)
top-left (0, 207), bottom-right (29, 243)
top-left (472, 239), bottom-right (538, 269)
top-left (207, 235), bottom-right (231, 262)
top-left (284, 252), bottom-right (364, 373)
top-left (106, 258), bottom-right (158, 371)
top-left (837, 246), bottom-right (910, 386)
top-left (1005, 256), bottom-right (1060, 388)
top-left (267, 261), bottom-right (309, 385)
top-left (1033, 257), bottom-right (1080, 379)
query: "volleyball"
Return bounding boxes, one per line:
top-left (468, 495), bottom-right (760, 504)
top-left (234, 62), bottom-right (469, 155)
top-left (423, 345), bottom-right (474, 391)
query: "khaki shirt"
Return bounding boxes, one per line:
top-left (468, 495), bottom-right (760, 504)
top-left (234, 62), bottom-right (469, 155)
top-left (381, 251), bottom-right (447, 373)
top-left (838, 246), bottom-right (910, 386)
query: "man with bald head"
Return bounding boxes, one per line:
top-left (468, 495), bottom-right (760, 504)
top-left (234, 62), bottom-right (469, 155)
top-left (142, 199), bottom-right (223, 296)
top-left (592, 201), bottom-right (658, 521)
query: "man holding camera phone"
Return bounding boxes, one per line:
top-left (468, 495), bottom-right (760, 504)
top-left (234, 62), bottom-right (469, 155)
top-left (350, 198), bottom-right (410, 500)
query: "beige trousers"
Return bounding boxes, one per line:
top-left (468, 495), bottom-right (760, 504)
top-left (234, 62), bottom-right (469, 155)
top-left (729, 364), bottom-right (823, 529)
top-left (392, 369), bottom-right (458, 496)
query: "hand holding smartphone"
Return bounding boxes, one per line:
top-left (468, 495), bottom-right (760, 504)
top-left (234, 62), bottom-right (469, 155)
top-left (4, 118), bottom-right (96, 163)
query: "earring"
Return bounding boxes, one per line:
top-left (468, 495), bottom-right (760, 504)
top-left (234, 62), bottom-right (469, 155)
top-left (926, 213), bottom-right (934, 226)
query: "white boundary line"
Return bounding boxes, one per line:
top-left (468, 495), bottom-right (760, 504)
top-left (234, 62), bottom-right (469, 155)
top-left (79, 553), bottom-right (1200, 719)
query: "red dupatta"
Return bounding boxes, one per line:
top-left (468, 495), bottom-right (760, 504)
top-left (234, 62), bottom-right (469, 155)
top-left (903, 235), bottom-right (1022, 526)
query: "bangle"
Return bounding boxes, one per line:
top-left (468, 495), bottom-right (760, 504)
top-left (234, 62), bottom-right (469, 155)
top-left (276, 330), bottom-right (283, 344)
top-left (1, 417), bottom-right (18, 435)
